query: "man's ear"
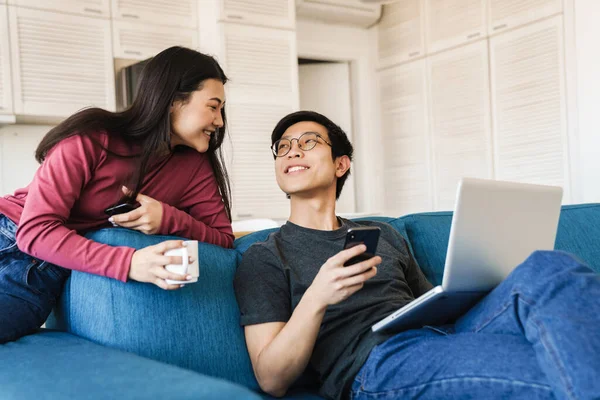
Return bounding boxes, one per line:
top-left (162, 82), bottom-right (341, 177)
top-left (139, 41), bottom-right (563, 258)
top-left (335, 155), bottom-right (351, 178)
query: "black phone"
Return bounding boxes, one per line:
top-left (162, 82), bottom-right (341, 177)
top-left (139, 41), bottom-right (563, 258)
top-left (343, 226), bottom-right (381, 266)
top-left (104, 203), bottom-right (138, 217)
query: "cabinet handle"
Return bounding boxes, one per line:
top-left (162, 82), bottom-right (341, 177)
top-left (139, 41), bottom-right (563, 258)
top-left (493, 24), bottom-right (507, 31)
top-left (227, 14), bottom-right (244, 20)
top-left (122, 13), bottom-right (140, 19)
top-left (124, 50), bottom-right (142, 55)
top-left (467, 32), bottom-right (481, 39)
top-left (237, 213), bottom-right (253, 218)
top-left (84, 8), bottom-right (102, 14)
top-left (409, 51), bottom-right (420, 57)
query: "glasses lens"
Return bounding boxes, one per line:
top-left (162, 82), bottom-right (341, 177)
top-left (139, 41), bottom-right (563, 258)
top-left (274, 139), bottom-right (291, 156)
top-left (299, 133), bottom-right (319, 151)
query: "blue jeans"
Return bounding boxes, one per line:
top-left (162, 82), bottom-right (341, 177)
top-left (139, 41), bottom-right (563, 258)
top-left (350, 251), bottom-right (600, 400)
top-left (0, 214), bottom-right (70, 343)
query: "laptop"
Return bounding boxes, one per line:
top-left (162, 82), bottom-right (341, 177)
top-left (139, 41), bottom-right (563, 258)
top-left (371, 177), bottom-right (563, 333)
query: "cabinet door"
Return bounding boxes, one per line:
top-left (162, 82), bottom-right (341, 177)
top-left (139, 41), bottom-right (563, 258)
top-left (379, 60), bottom-right (433, 216)
top-left (112, 21), bottom-right (197, 60)
top-left (488, 0), bottom-right (561, 35)
top-left (7, 0), bottom-right (110, 18)
top-left (220, 23), bottom-right (299, 219)
top-left (425, 0), bottom-right (486, 53)
top-left (0, 5), bottom-right (12, 115)
top-left (221, 0), bottom-right (294, 29)
top-left (378, 0), bottom-right (425, 69)
top-left (490, 16), bottom-right (569, 199)
top-left (111, 0), bottom-right (197, 29)
top-left (8, 7), bottom-right (115, 117)
top-left (428, 40), bottom-right (492, 210)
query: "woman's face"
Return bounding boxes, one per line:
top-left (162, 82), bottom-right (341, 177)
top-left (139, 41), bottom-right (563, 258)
top-left (170, 78), bottom-right (225, 153)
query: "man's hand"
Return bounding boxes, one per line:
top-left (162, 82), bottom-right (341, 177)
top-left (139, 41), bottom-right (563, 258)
top-left (109, 186), bottom-right (163, 235)
top-left (305, 244), bottom-right (381, 310)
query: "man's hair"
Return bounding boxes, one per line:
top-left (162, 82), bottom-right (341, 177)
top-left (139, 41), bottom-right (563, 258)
top-left (271, 110), bottom-right (354, 200)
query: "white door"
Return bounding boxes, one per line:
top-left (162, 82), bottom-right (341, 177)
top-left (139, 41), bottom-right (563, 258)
top-left (428, 40), bottom-right (492, 210)
top-left (111, 0), bottom-right (197, 28)
top-left (7, 0), bottom-right (110, 18)
top-left (379, 60), bottom-right (433, 216)
top-left (378, 0), bottom-right (425, 69)
top-left (299, 62), bottom-right (356, 215)
top-left (220, 23), bottom-right (299, 220)
top-left (221, 0), bottom-right (295, 29)
top-left (112, 21), bottom-right (198, 60)
top-left (488, 0), bottom-right (562, 35)
top-left (8, 6), bottom-right (115, 117)
top-left (490, 16), bottom-right (569, 200)
top-left (0, 5), bottom-right (12, 115)
top-left (425, 0), bottom-right (486, 53)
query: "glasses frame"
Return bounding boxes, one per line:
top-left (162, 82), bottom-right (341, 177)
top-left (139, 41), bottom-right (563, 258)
top-left (271, 131), bottom-right (333, 157)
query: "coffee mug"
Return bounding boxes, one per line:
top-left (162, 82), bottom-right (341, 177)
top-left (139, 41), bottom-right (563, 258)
top-left (165, 240), bottom-right (199, 285)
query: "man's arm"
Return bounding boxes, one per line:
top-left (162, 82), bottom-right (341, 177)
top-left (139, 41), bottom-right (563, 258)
top-left (243, 245), bottom-right (381, 397)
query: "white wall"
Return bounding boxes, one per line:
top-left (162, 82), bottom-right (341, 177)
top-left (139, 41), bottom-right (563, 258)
top-left (0, 125), bottom-right (49, 194)
top-left (296, 19), bottom-right (384, 215)
top-left (573, 0), bottom-right (600, 203)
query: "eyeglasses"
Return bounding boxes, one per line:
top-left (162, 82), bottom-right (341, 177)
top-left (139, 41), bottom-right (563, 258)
top-left (271, 132), bottom-right (332, 157)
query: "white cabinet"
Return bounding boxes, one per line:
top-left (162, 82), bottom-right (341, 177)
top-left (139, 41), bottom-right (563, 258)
top-left (8, 6), bottom-right (115, 118)
top-left (488, 0), bottom-right (562, 35)
top-left (378, 0), bottom-right (425, 69)
top-left (112, 21), bottom-right (197, 60)
top-left (379, 61), bottom-right (433, 216)
top-left (425, 0), bottom-right (486, 53)
top-left (0, 5), bottom-right (13, 116)
top-left (7, 0), bottom-right (110, 18)
top-left (222, 0), bottom-right (294, 29)
top-left (198, 0), bottom-right (294, 30)
top-left (296, 0), bottom-right (379, 28)
top-left (490, 16), bottom-right (569, 199)
top-left (215, 23), bottom-right (299, 219)
top-left (428, 40), bottom-right (492, 209)
top-left (111, 0), bottom-right (197, 29)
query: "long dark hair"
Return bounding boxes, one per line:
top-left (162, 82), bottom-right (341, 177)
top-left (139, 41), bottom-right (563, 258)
top-left (35, 46), bottom-right (232, 220)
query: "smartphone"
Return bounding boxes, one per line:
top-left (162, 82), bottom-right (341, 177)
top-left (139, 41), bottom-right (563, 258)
top-left (104, 203), bottom-right (138, 217)
top-left (343, 226), bottom-right (381, 266)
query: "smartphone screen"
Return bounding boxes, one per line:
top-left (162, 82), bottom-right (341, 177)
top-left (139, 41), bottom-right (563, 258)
top-left (343, 227), bottom-right (381, 266)
top-left (104, 203), bottom-right (137, 217)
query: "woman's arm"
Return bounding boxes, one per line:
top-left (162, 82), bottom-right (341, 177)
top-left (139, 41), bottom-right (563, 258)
top-left (15, 134), bottom-right (135, 281)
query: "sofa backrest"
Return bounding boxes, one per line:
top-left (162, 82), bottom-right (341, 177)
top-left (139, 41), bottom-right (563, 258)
top-left (48, 228), bottom-right (260, 391)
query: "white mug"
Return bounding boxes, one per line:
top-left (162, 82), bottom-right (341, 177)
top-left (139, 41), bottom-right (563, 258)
top-left (164, 240), bottom-right (199, 284)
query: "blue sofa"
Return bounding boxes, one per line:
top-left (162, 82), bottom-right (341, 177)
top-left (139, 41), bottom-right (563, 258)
top-left (1, 204), bottom-right (598, 400)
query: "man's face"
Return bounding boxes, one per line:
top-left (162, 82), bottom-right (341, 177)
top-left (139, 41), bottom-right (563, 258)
top-left (274, 121), bottom-right (342, 199)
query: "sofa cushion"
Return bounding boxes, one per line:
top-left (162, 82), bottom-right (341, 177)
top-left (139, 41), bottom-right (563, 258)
top-left (0, 330), bottom-right (260, 400)
top-left (47, 228), bottom-right (259, 390)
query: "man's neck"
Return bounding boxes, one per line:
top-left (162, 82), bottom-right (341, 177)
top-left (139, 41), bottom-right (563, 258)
top-left (288, 193), bottom-right (340, 231)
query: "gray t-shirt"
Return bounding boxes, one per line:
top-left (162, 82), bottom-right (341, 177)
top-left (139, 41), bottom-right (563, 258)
top-left (233, 218), bottom-right (433, 400)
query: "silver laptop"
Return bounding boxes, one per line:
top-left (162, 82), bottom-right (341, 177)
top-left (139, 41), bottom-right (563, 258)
top-left (372, 177), bottom-right (563, 333)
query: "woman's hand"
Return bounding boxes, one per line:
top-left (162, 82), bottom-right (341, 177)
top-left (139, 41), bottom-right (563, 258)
top-left (129, 240), bottom-right (193, 290)
top-left (110, 187), bottom-right (163, 235)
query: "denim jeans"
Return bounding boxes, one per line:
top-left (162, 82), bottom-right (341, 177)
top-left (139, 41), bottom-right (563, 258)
top-left (0, 214), bottom-right (70, 343)
top-left (350, 251), bottom-right (600, 400)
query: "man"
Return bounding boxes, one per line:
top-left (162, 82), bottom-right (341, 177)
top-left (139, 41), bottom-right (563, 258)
top-left (234, 111), bottom-right (600, 400)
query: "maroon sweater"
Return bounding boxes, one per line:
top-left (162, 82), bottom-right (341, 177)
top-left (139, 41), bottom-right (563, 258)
top-left (0, 131), bottom-right (234, 282)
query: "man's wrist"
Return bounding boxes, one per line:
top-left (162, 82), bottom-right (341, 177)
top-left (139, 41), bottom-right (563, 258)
top-left (302, 287), bottom-right (328, 315)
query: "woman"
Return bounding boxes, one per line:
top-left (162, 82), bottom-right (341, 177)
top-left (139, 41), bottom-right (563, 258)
top-left (0, 46), bottom-right (234, 343)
